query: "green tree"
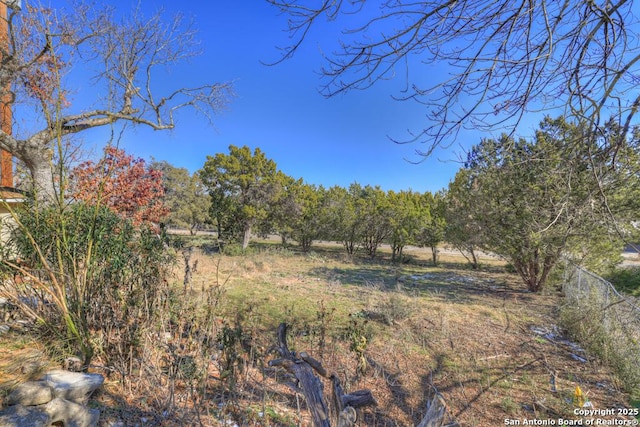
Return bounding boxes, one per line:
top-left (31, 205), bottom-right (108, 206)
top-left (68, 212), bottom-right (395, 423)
top-left (151, 161), bottom-right (212, 235)
top-left (454, 117), bottom-right (631, 291)
top-left (469, 134), bottom-right (576, 290)
top-left (536, 118), bottom-right (636, 273)
top-left (357, 185), bottom-right (392, 258)
top-left (387, 190), bottom-right (428, 263)
top-left (200, 145), bottom-right (279, 250)
top-left (417, 191), bottom-right (447, 266)
top-left (444, 171), bottom-right (484, 270)
top-left (323, 184), bottom-right (361, 255)
top-left (287, 182), bottom-right (327, 252)
top-left (260, 172), bottom-right (301, 245)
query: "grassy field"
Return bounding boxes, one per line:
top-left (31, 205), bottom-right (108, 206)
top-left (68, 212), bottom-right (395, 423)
top-left (1, 239), bottom-right (636, 426)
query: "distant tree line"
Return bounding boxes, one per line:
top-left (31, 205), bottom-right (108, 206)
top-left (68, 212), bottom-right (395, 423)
top-left (192, 117), bottom-right (639, 292)
top-left (75, 118), bottom-right (639, 293)
top-left (196, 145), bottom-right (447, 259)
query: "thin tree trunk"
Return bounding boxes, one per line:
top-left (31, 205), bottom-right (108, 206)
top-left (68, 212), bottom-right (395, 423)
top-left (301, 237), bottom-right (312, 252)
top-left (216, 220), bottom-right (223, 241)
top-left (344, 240), bottom-right (355, 255)
top-left (469, 248), bottom-right (480, 269)
top-left (242, 223), bottom-right (252, 251)
top-left (391, 243), bottom-right (404, 263)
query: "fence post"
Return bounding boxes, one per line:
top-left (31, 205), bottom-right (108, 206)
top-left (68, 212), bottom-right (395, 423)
top-left (577, 268), bottom-right (582, 294)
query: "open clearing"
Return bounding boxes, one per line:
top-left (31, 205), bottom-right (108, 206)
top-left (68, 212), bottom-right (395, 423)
top-left (1, 242), bottom-right (635, 426)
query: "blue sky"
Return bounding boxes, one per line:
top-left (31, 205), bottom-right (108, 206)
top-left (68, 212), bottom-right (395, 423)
top-left (67, 1), bottom-right (541, 193)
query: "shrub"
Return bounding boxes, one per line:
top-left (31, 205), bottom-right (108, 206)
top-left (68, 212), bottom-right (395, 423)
top-left (222, 242), bottom-right (257, 256)
top-left (372, 293), bottom-right (413, 325)
top-left (2, 202), bottom-right (174, 373)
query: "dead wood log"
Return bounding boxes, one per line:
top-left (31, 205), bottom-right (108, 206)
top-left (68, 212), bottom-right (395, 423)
top-left (416, 392), bottom-right (459, 427)
top-left (268, 323), bottom-right (376, 427)
top-left (331, 374), bottom-right (376, 427)
top-left (269, 323), bottom-right (331, 426)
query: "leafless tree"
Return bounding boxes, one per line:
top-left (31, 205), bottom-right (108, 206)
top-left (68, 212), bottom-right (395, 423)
top-left (267, 0), bottom-right (639, 158)
top-left (0, 2), bottom-right (232, 202)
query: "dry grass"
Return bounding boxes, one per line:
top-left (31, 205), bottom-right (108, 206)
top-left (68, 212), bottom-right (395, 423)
top-left (0, 334), bottom-right (52, 398)
top-left (1, 241), bottom-right (635, 426)
top-left (174, 243), bottom-right (633, 426)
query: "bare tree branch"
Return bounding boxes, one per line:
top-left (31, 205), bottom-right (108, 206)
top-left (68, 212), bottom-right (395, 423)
top-left (268, 0), bottom-right (639, 158)
top-left (0, 2), bottom-right (233, 201)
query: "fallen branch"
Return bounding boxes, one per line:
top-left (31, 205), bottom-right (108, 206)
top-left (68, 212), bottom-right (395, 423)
top-left (268, 323), bottom-right (376, 427)
top-left (417, 392), bottom-right (449, 427)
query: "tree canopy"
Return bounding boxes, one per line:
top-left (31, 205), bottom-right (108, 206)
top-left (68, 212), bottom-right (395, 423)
top-left (151, 161), bottom-right (211, 235)
top-left (446, 117), bottom-right (637, 291)
top-left (199, 145), bottom-right (281, 250)
top-left (70, 146), bottom-right (167, 227)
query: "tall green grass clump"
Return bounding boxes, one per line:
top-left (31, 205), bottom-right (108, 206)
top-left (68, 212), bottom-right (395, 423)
top-left (2, 201), bottom-right (173, 375)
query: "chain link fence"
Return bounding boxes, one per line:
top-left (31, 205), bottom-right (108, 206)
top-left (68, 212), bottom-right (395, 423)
top-left (562, 263), bottom-right (640, 395)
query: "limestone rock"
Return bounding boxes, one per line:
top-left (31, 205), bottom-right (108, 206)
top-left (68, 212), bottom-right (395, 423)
top-left (0, 370), bottom-right (103, 427)
top-left (44, 398), bottom-right (100, 427)
top-left (0, 404), bottom-right (50, 427)
top-left (6, 381), bottom-right (53, 406)
top-left (20, 361), bottom-right (46, 377)
top-left (43, 370), bottom-right (104, 404)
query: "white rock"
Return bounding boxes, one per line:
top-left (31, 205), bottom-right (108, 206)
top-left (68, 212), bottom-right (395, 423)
top-left (42, 370), bottom-right (104, 404)
top-left (0, 404), bottom-right (50, 427)
top-left (6, 381), bottom-right (53, 406)
top-left (44, 397), bottom-right (100, 427)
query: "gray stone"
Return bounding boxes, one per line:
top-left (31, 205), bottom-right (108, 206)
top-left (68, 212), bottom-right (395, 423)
top-left (0, 404), bottom-right (50, 427)
top-left (44, 398), bottom-right (100, 427)
top-left (6, 381), bottom-right (53, 406)
top-left (0, 370), bottom-right (103, 427)
top-left (20, 361), bottom-right (45, 376)
top-left (43, 370), bottom-right (104, 404)
top-left (0, 324), bottom-right (9, 335)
